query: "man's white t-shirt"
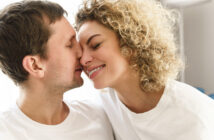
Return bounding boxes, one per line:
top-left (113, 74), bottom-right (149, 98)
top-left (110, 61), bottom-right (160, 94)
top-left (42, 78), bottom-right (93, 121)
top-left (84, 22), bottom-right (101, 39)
top-left (0, 100), bottom-right (114, 140)
top-left (99, 80), bottom-right (214, 140)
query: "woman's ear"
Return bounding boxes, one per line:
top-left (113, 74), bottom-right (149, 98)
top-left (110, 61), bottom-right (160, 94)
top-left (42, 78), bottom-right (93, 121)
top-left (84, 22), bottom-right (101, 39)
top-left (22, 55), bottom-right (45, 78)
top-left (121, 45), bottom-right (133, 59)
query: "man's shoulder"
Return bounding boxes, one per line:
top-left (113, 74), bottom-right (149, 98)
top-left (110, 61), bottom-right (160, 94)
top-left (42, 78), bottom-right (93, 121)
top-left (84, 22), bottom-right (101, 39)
top-left (65, 99), bottom-right (105, 117)
top-left (0, 106), bottom-right (16, 121)
top-left (64, 99), bottom-right (113, 130)
top-left (0, 105), bottom-right (19, 127)
top-left (0, 108), bottom-right (17, 139)
top-left (0, 114), bottom-right (8, 131)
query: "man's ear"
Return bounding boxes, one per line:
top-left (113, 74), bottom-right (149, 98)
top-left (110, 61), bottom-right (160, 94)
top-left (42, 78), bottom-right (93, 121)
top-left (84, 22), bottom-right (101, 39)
top-left (22, 55), bottom-right (46, 78)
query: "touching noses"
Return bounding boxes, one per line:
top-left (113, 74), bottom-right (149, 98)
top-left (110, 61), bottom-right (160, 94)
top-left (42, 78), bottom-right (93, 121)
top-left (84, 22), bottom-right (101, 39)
top-left (75, 42), bottom-right (82, 59)
top-left (80, 48), bottom-right (93, 66)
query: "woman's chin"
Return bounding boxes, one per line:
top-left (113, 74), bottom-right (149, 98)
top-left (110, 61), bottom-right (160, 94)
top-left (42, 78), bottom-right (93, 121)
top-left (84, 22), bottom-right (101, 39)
top-left (93, 82), bottom-right (107, 89)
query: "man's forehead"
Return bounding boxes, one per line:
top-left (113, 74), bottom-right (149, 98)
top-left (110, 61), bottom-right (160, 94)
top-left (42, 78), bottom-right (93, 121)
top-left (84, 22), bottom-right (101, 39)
top-left (49, 17), bottom-right (75, 36)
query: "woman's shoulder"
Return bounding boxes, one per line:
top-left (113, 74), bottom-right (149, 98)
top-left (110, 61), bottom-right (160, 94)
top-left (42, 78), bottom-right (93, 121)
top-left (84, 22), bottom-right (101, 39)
top-left (167, 80), bottom-right (214, 102)
top-left (166, 80), bottom-right (214, 114)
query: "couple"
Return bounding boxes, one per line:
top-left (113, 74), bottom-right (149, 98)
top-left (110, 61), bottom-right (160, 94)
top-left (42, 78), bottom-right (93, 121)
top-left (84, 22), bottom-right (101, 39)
top-left (0, 0), bottom-right (214, 140)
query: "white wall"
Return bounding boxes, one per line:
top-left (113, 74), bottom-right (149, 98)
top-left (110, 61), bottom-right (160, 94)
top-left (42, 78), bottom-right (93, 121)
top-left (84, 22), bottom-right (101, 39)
top-left (183, 1), bottom-right (214, 94)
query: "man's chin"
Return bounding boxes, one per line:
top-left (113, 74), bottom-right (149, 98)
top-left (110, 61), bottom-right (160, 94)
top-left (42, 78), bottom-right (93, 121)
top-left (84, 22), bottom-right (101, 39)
top-left (70, 78), bottom-right (84, 89)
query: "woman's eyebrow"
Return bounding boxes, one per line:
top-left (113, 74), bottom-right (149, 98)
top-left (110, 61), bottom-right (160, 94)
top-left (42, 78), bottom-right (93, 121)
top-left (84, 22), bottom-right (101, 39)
top-left (86, 34), bottom-right (101, 45)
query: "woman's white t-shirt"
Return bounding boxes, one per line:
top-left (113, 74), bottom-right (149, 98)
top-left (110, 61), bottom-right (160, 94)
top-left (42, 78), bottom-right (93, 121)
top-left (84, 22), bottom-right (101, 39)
top-left (99, 80), bottom-right (214, 140)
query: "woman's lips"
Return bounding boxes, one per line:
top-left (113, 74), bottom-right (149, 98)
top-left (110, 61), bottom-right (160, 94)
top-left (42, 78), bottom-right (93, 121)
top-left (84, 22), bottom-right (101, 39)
top-left (86, 64), bottom-right (106, 79)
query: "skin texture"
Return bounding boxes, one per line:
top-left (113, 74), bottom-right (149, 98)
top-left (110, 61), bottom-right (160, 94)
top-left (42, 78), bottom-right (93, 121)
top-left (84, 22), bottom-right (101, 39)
top-left (17, 17), bottom-right (83, 125)
top-left (44, 17), bottom-right (83, 91)
top-left (75, 0), bottom-right (182, 93)
top-left (78, 20), bottom-right (131, 89)
top-left (78, 21), bottom-right (164, 113)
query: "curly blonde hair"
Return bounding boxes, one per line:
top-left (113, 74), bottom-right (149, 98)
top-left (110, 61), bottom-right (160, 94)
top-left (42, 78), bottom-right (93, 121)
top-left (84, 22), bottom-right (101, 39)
top-left (75, 0), bottom-right (183, 93)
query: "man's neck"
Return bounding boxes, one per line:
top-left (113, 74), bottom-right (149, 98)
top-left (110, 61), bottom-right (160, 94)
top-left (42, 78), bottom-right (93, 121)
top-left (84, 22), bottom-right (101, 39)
top-left (17, 83), bottom-right (69, 125)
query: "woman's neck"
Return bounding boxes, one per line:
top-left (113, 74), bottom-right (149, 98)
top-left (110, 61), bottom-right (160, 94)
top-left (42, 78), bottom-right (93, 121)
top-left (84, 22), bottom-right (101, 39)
top-left (112, 73), bottom-right (164, 113)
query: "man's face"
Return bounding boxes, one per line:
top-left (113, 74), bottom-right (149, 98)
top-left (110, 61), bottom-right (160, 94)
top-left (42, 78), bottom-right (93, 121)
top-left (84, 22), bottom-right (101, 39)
top-left (43, 17), bottom-right (83, 91)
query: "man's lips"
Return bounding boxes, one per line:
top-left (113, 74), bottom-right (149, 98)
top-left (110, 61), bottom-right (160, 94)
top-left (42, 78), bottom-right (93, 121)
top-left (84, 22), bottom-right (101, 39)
top-left (75, 66), bottom-right (83, 72)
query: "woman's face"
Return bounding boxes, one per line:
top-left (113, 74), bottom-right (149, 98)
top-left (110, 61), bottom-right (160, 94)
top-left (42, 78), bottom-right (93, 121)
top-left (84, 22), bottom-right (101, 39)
top-left (78, 21), bottom-right (130, 89)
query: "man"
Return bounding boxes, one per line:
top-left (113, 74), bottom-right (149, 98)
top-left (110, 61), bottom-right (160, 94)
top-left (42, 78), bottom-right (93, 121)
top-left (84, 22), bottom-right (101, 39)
top-left (0, 1), bottom-right (114, 140)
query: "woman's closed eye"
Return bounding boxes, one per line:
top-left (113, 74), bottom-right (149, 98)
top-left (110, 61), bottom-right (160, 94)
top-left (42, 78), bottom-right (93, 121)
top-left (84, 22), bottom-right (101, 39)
top-left (91, 42), bottom-right (102, 50)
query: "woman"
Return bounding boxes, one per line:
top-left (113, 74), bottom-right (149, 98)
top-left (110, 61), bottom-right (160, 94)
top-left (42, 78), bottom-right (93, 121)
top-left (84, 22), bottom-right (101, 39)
top-left (75, 0), bottom-right (214, 139)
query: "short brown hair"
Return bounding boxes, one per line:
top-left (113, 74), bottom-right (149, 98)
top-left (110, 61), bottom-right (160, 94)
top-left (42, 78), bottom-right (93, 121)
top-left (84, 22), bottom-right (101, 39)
top-left (76, 0), bottom-right (183, 92)
top-left (0, 0), bottom-right (66, 84)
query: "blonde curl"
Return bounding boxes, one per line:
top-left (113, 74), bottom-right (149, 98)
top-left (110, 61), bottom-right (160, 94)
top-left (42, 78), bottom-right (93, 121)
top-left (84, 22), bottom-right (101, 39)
top-left (75, 0), bottom-right (183, 92)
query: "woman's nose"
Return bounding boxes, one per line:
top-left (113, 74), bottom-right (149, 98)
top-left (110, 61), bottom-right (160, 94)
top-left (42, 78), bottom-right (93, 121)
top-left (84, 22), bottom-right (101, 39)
top-left (80, 50), bottom-right (93, 66)
top-left (76, 43), bottom-right (82, 59)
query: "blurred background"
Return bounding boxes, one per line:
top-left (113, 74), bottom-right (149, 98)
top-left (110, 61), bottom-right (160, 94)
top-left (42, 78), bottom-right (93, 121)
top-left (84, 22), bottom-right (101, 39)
top-left (0, 0), bottom-right (214, 111)
top-left (161, 0), bottom-right (214, 95)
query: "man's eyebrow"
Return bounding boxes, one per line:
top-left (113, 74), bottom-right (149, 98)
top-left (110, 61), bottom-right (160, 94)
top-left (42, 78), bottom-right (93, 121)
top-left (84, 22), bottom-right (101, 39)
top-left (86, 34), bottom-right (101, 45)
top-left (67, 34), bottom-right (76, 44)
top-left (70, 34), bottom-right (76, 41)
